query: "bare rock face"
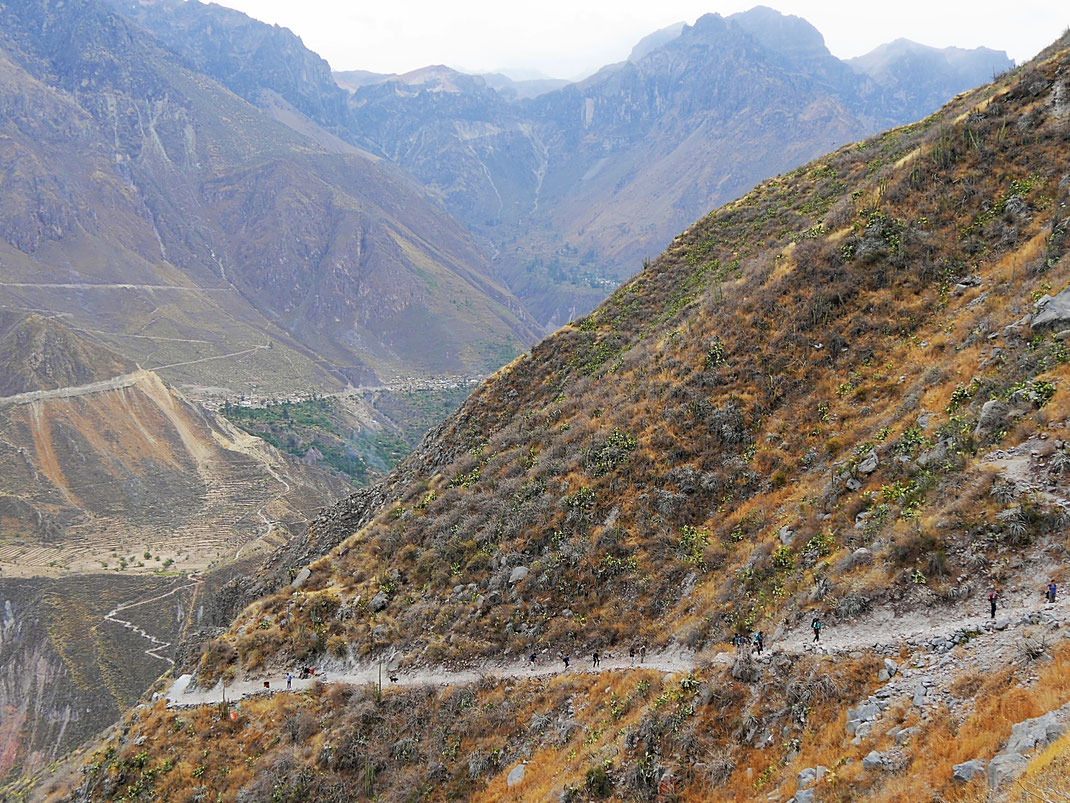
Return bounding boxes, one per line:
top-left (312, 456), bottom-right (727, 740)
top-left (1032, 286), bottom-right (1070, 330)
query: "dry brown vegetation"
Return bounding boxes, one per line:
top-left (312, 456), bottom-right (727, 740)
top-left (197, 33), bottom-right (1070, 687)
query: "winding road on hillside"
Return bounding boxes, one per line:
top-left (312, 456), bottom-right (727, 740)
top-left (102, 577), bottom-right (202, 665)
top-left (164, 596), bottom-right (1070, 707)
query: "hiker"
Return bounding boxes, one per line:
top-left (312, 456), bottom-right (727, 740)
top-left (754, 632), bottom-right (765, 655)
top-left (285, 672), bottom-right (292, 690)
top-left (988, 589), bottom-right (1000, 619)
top-left (562, 654), bottom-right (570, 670)
top-left (1047, 582), bottom-right (1057, 604)
top-left (811, 618), bottom-right (822, 643)
top-left (629, 646), bottom-right (636, 664)
top-left (639, 645), bottom-right (646, 664)
top-left (592, 650), bottom-right (600, 668)
top-left (529, 651), bottom-right (537, 668)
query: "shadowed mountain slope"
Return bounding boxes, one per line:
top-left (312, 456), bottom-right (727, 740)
top-left (0, 0), bottom-right (539, 391)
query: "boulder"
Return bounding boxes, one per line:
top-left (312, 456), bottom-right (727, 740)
top-left (730, 655), bottom-right (761, 682)
top-left (779, 525), bottom-right (796, 546)
top-left (1032, 286), bottom-right (1070, 331)
top-left (857, 450), bottom-right (879, 475)
top-left (987, 753), bottom-right (1028, 791)
top-left (845, 477), bottom-right (862, 492)
top-left (913, 684), bottom-right (927, 707)
top-left (952, 759), bottom-right (986, 783)
top-left (507, 764), bottom-right (525, 788)
top-left (794, 790), bottom-right (815, 803)
top-left (862, 751), bottom-right (887, 770)
top-left (290, 567), bottom-right (311, 588)
top-left (796, 765), bottom-right (827, 790)
top-left (369, 591), bottom-right (389, 612)
top-left (509, 566), bottom-right (530, 584)
top-left (883, 658), bottom-right (899, 677)
top-left (895, 727), bottom-right (918, 745)
top-left (916, 438), bottom-right (951, 468)
top-left (975, 400), bottom-right (1011, 436)
top-left (848, 702), bottom-right (880, 723)
top-left (1005, 710), bottom-right (1067, 754)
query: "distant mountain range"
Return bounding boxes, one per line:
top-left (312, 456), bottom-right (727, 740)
top-left (0, 0), bottom-right (540, 394)
top-left (104, 0), bottom-right (1012, 328)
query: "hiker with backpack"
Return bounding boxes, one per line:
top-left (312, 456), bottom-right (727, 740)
top-left (1047, 582), bottom-right (1057, 604)
top-left (811, 618), bottom-right (822, 643)
top-left (988, 588), bottom-right (1001, 619)
top-left (592, 650), bottom-right (600, 668)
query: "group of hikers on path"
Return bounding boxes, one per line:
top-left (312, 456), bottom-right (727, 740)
top-left (733, 631), bottom-right (766, 655)
top-left (987, 581), bottom-right (1058, 618)
top-left (527, 645), bottom-right (649, 672)
top-left (261, 580), bottom-right (1059, 695)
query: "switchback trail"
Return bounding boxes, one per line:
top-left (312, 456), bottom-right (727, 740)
top-left (102, 577), bottom-right (202, 665)
top-left (165, 596), bottom-right (1069, 707)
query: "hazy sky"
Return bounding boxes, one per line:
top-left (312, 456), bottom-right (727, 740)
top-left (214, 1), bottom-right (1068, 79)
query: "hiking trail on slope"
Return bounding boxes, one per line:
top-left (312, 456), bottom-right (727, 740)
top-left (164, 596), bottom-right (1069, 707)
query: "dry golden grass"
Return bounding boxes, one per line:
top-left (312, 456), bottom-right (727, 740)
top-left (1009, 730), bottom-right (1070, 802)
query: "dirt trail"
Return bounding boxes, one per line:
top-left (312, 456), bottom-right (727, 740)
top-left (0, 371), bottom-right (146, 407)
top-left (165, 596), bottom-right (1070, 707)
top-left (102, 577), bottom-right (202, 665)
top-left (779, 592), bottom-right (1069, 654)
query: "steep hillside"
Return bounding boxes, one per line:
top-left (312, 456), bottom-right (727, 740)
top-left (0, 358), bottom-right (344, 573)
top-left (0, 313), bottom-right (134, 397)
top-left (0, 0), bottom-right (538, 391)
top-left (49, 31), bottom-right (1070, 803)
top-left (199, 32), bottom-right (1069, 682)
